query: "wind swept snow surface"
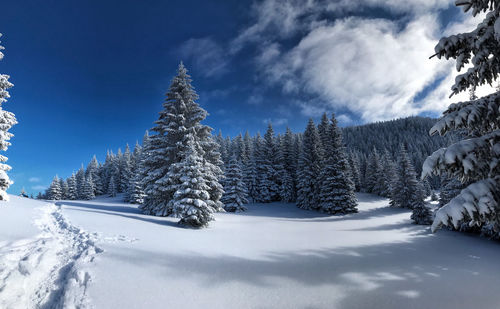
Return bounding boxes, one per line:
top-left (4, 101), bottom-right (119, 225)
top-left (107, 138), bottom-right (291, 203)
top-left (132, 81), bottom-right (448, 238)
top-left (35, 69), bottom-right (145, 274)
top-left (2, 193), bottom-right (500, 308)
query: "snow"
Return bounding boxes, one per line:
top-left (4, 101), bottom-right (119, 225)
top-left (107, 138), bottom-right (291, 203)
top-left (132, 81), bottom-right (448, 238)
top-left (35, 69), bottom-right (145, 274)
top-left (2, 193), bottom-right (500, 308)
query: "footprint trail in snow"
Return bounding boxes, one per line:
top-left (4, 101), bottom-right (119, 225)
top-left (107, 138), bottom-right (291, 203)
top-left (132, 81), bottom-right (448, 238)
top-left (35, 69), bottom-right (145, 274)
top-left (0, 203), bottom-right (102, 309)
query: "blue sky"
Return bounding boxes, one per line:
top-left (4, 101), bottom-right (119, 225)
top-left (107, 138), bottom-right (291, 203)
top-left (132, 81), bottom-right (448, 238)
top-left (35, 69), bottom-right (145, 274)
top-left (0, 0), bottom-right (484, 194)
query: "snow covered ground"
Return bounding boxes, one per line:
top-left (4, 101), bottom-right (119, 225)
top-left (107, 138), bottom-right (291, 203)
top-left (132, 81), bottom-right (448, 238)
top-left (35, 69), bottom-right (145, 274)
top-left (1, 193), bottom-right (500, 309)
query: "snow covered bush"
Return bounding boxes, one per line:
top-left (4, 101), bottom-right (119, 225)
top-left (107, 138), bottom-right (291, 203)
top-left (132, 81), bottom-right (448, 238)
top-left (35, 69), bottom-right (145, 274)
top-left (0, 34), bottom-right (17, 201)
top-left (422, 0), bottom-right (500, 237)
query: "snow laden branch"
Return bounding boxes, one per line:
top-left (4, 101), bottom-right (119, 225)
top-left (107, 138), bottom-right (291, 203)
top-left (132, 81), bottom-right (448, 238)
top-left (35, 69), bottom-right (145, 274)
top-left (422, 130), bottom-right (500, 181)
top-left (429, 92), bottom-right (500, 136)
top-left (431, 178), bottom-right (499, 232)
top-left (432, 1), bottom-right (500, 97)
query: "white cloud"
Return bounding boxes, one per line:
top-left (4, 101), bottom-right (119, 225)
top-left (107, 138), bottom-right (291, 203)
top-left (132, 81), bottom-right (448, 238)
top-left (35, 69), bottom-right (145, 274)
top-left (232, 0), bottom-right (491, 123)
top-left (247, 94), bottom-right (264, 105)
top-left (328, 0), bottom-right (451, 15)
top-left (31, 185), bottom-right (46, 191)
top-left (263, 117), bottom-right (288, 126)
top-left (178, 37), bottom-right (229, 77)
top-left (28, 177), bottom-right (40, 182)
top-left (337, 114), bottom-right (353, 125)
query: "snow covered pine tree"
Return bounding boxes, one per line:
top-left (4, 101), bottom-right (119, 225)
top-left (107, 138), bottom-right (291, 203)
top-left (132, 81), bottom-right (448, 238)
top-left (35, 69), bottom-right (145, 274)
top-left (0, 34), bottom-right (17, 201)
top-left (221, 154), bottom-right (248, 212)
top-left (422, 0), bottom-right (500, 237)
top-left (318, 114), bottom-right (358, 214)
top-left (140, 63), bottom-right (223, 227)
top-left (296, 119), bottom-right (323, 210)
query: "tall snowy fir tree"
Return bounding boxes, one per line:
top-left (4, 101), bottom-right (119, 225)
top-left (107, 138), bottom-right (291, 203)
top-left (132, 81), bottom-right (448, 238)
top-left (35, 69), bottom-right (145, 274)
top-left (120, 144), bottom-right (132, 196)
top-left (67, 173), bottom-right (77, 200)
top-left (221, 155), bottom-right (248, 212)
top-left (243, 131), bottom-right (257, 202)
top-left (391, 144), bottom-right (425, 210)
top-left (296, 119), bottom-right (323, 210)
top-left (252, 133), bottom-right (269, 203)
top-left (47, 176), bottom-right (62, 200)
top-left (422, 0), bottom-right (500, 238)
top-left (108, 175), bottom-right (117, 197)
top-left (364, 148), bottom-right (383, 194)
top-left (86, 155), bottom-right (103, 196)
top-left (379, 149), bottom-right (395, 198)
top-left (82, 174), bottom-right (95, 200)
top-left (140, 63), bottom-right (223, 221)
top-left (76, 166), bottom-right (86, 200)
top-left (59, 177), bottom-right (68, 200)
top-left (280, 127), bottom-right (296, 202)
top-left (348, 152), bottom-right (362, 191)
top-left (0, 34), bottom-right (17, 201)
top-left (254, 124), bottom-right (279, 202)
top-left (318, 114), bottom-right (358, 214)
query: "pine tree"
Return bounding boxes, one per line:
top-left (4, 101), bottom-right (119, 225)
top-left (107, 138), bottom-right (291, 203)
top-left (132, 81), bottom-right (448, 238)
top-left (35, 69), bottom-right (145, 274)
top-left (422, 1), bottom-right (500, 235)
top-left (59, 177), bottom-right (69, 200)
top-left (379, 149), bottom-right (395, 198)
top-left (36, 192), bottom-right (43, 200)
top-left (280, 127), bottom-right (297, 202)
top-left (411, 193), bottom-right (433, 225)
top-left (67, 173), bottom-right (77, 200)
top-left (120, 144), bottom-right (132, 195)
top-left (0, 34), bottom-right (17, 201)
top-left (318, 114), bottom-right (358, 214)
top-left (82, 174), bottom-right (95, 200)
top-left (364, 148), bottom-right (383, 194)
top-left (76, 166), bottom-right (86, 199)
top-left (101, 151), bottom-right (114, 194)
top-left (47, 176), bottom-right (62, 200)
top-left (108, 175), bottom-right (117, 197)
top-left (128, 173), bottom-right (146, 204)
top-left (242, 131), bottom-right (257, 202)
top-left (296, 119), bottom-right (323, 210)
top-left (254, 133), bottom-right (271, 203)
top-left (221, 155), bottom-right (248, 212)
top-left (169, 135), bottom-right (216, 227)
top-left (390, 145), bottom-right (424, 209)
top-left (348, 152), bottom-right (362, 191)
top-left (86, 155), bottom-right (103, 195)
top-left (257, 124), bottom-right (279, 201)
top-left (141, 63), bottom-right (223, 218)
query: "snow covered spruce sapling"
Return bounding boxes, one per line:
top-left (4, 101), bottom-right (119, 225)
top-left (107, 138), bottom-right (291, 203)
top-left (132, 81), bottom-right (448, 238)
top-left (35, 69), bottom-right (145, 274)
top-left (169, 135), bottom-right (216, 228)
top-left (422, 0), bottom-right (500, 236)
top-left (0, 34), bottom-right (17, 201)
top-left (221, 154), bottom-right (248, 212)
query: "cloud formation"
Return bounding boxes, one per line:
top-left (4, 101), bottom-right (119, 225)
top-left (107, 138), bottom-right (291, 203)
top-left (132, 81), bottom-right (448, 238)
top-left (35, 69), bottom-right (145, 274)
top-left (231, 0), bottom-right (495, 122)
top-left (178, 37), bottom-right (229, 78)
